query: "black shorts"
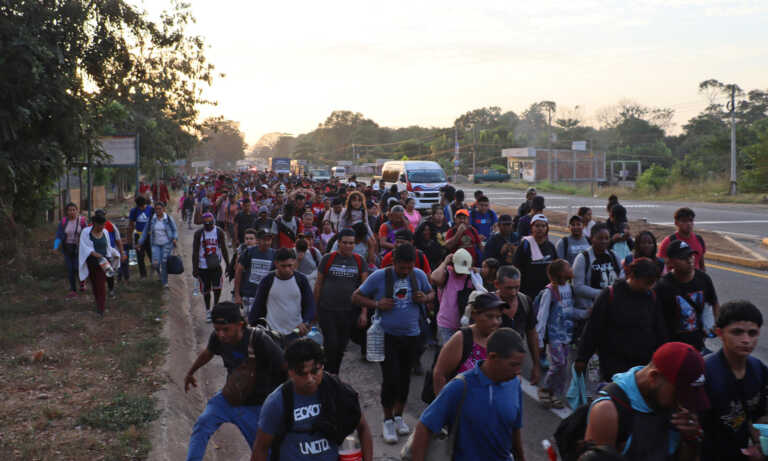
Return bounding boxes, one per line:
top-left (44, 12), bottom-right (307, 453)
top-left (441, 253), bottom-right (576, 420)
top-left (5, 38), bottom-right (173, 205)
top-left (197, 267), bottom-right (223, 292)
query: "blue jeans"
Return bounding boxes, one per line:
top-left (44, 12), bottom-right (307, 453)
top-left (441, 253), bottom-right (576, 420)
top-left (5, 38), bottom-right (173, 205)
top-left (186, 392), bottom-right (262, 461)
top-left (64, 252), bottom-right (78, 292)
top-left (151, 242), bottom-right (173, 285)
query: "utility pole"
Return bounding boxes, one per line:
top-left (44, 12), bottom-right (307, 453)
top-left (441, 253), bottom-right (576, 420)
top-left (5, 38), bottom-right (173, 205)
top-left (453, 127), bottom-right (459, 183)
top-left (472, 124), bottom-right (477, 178)
top-left (543, 102), bottom-right (555, 182)
top-left (728, 85), bottom-right (737, 195)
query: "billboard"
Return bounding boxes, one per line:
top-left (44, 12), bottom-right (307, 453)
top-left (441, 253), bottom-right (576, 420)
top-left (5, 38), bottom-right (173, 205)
top-left (99, 136), bottom-right (138, 166)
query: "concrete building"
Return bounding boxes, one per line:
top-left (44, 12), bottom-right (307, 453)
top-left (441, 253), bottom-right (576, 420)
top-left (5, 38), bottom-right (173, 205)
top-left (501, 147), bottom-right (606, 183)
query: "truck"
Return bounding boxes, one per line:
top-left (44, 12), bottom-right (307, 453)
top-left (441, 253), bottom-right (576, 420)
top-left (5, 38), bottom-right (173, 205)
top-left (268, 157), bottom-right (291, 174)
top-left (290, 159), bottom-right (308, 177)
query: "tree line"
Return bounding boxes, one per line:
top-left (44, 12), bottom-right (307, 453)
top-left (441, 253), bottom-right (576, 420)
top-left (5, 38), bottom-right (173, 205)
top-left (254, 82), bottom-right (767, 193)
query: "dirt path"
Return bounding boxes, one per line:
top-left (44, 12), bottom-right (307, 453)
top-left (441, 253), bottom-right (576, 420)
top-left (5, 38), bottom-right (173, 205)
top-left (149, 217), bottom-right (252, 461)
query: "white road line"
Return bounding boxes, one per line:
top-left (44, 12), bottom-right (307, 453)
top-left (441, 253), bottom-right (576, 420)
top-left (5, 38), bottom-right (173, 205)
top-left (651, 220), bottom-right (768, 225)
top-left (519, 376), bottom-right (572, 419)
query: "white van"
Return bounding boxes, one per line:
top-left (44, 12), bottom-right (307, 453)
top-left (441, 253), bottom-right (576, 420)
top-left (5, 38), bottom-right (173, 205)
top-left (381, 160), bottom-right (448, 210)
top-left (331, 166), bottom-right (346, 179)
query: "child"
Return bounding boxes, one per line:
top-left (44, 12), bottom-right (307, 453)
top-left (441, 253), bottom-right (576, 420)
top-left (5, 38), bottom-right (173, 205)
top-left (535, 259), bottom-right (576, 409)
top-left (318, 220), bottom-right (335, 253)
top-left (480, 257), bottom-right (500, 292)
top-left (702, 300), bottom-right (768, 460)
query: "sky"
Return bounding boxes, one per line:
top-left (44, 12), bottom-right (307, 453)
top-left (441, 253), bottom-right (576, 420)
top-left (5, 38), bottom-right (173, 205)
top-left (138, 0), bottom-right (768, 145)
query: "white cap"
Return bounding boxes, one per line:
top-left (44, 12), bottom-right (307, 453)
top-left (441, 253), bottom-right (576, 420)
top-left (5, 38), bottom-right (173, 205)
top-left (453, 248), bottom-right (473, 275)
top-left (531, 214), bottom-right (548, 224)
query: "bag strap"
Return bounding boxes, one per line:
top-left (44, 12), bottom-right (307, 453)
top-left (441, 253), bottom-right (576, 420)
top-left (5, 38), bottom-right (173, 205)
top-left (459, 328), bottom-right (474, 367)
top-left (448, 375), bottom-right (469, 451)
top-left (600, 383), bottom-right (634, 445)
top-left (322, 251), bottom-right (338, 275)
top-left (385, 267), bottom-right (394, 299)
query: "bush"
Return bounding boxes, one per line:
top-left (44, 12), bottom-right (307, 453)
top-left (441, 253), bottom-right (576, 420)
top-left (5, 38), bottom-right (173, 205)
top-left (636, 164), bottom-right (671, 191)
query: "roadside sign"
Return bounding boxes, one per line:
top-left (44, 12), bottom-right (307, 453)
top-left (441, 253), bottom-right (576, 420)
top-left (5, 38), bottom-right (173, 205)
top-left (191, 160), bottom-right (211, 168)
top-left (100, 136), bottom-right (138, 166)
top-left (572, 141), bottom-right (587, 151)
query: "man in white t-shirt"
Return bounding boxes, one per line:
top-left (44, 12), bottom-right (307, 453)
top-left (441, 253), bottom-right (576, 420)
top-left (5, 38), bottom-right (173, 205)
top-left (249, 248), bottom-right (316, 343)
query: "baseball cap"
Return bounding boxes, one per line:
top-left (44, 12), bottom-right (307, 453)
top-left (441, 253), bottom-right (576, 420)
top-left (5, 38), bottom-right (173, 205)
top-left (471, 292), bottom-right (506, 311)
top-left (526, 187), bottom-right (537, 194)
top-left (652, 342), bottom-right (710, 411)
top-left (455, 209), bottom-right (469, 217)
top-left (210, 302), bottom-right (243, 325)
top-left (258, 205), bottom-right (269, 214)
top-left (499, 214), bottom-right (513, 224)
top-left (94, 208), bottom-right (107, 217)
top-left (531, 214), bottom-right (548, 224)
top-left (453, 248), bottom-right (473, 274)
top-left (667, 240), bottom-right (695, 260)
top-left (256, 229), bottom-right (273, 238)
top-left (202, 212), bottom-right (215, 221)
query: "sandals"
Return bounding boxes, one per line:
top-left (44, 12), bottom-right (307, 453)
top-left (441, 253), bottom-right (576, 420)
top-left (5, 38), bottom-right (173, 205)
top-left (538, 389), bottom-right (564, 409)
top-left (538, 389), bottom-right (552, 408)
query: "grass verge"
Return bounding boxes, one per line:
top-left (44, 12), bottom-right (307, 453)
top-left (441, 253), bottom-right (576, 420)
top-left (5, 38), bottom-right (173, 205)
top-left (0, 213), bottom-right (167, 460)
top-left (477, 177), bottom-right (767, 204)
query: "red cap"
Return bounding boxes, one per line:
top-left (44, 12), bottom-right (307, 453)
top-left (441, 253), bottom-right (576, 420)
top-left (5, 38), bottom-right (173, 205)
top-left (455, 209), bottom-right (469, 217)
top-left (652, 342), bottom-right (710, 411)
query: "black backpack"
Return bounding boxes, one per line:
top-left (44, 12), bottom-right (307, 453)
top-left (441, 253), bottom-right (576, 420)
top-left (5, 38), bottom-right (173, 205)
top-left (421, 327), bottom-right (474, 404)
top-left (554, 383), bottom-right (634, 461)
top-left (271, 372), bottom-right (362, 461)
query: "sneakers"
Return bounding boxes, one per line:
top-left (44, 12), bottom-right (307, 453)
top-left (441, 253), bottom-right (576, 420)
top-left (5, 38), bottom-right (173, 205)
top-left (109, 289), bottom-right (116, 299)
top-left (382, 419), bottom-right (398, 444)
top-left (394, 416), bottom-right (411, 435)
top-left (205, 310), bottom-right (212, 323)
top-left (65, 291), bottom-right (77, 299)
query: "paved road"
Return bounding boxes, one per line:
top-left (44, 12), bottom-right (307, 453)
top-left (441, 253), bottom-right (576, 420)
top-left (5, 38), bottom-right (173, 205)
top-left (481, 189), bottom-right (768, 240)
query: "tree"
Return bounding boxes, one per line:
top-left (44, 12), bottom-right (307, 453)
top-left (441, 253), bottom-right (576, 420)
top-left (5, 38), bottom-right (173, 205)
top-left (741, 119), bottom-right (768, 192)
top-left (194, 119), bottom-right (246, 169)
top-left (454, 106), bottom-right (502, 130)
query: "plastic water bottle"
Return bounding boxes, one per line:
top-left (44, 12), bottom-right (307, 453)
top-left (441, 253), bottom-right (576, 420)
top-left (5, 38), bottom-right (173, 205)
top-left (98, 257), bottom-right (115, 278)
top-left (192, 284), bottom-right (199, 296)
top-left (366, 315), bottom-right (385, 362)
top-left (460, 305), bottom-right (471, 327)
top-left (128, 249), bottom-right (138, 266)
top-left (339, 435), bottom-right (362, 461)
top-left (307, 326), bottom-right (323, 346)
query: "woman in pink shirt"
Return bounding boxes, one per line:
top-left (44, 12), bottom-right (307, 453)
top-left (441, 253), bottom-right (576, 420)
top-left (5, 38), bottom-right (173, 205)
top-left (403, 197), bottom-right (422, 229)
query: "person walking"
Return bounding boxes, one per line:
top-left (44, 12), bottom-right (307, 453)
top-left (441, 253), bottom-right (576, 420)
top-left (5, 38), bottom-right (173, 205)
top-left (184, 302), bottom-right (285, 461)
top-left (516, 195), bottom-right (545, 237)
top-left (249, 248), bottom-right (315, 343)
top-left (233, 229), bottom-right (275, 319)
top-left (127, 196), bottom-right (154, 278)
top-left (314, 229), bottom-right (368, 375)
top-left (658, 207), bottom-right (707, 272)
top-left (351, 244), bottom-right (435, 444)
top-left (445, 209), bottom-right (483, 265)
top-left (575, 258), bottom-right (668, 382)
top-left (138, 202), bottom-right (178, 288)
top-left (403, 197), bottom-right (422, 230)
top-left (54, 202), bottom-right (87, 298)
top-left (410, 328), bottom-right (528, 461)
top-left (192, 213), bottom-right (230, 322)
top-left (469, 195), bottom-right (497, 241)
top-left (556, 215), bottom-right (591, 265)
top-left (431, 292), bottom-right (505, 396)
top-left (95, 209), bottom-right (127, 298)
top-left (430, 249), bottom-right (476, 345)
top-left (482, 213), bottom-right (519, 263)
top-left (583, 342), bottom-right (709, 461)
top-left (654, 240), bottom-right (719, 353)
top-left (78, 214), bottom-right (120, 315)
top-left (512, 214), bottom-right (557, 298)
top-left (251, 338), bottom-right (374, 461)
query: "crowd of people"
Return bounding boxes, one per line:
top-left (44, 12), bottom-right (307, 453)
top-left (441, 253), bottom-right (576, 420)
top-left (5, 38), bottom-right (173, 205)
top-left (54, 170), bottom-right (768, 461)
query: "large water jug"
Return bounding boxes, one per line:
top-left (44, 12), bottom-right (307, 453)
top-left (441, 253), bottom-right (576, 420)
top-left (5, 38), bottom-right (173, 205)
top-left (366, 315), bottom-right (385, 362)
top-left (307, 326), bottom-right (324, 346)
top-left (339, 435), bottom-right (362, 461)
top-left (128, 249), bottom-right (138, 266)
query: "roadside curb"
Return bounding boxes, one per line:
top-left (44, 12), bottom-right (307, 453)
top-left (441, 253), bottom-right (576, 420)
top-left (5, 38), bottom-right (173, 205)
top-left (549, 225), bottom-right (768, 271)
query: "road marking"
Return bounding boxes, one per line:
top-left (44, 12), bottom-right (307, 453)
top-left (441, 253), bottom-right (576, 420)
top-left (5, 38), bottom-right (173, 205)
top-left (520, 376), bottom-right (572, 419)
top-left (651, 220), bottom-right (768, 225)
top-left (709, 263), bottom-right (768, 279)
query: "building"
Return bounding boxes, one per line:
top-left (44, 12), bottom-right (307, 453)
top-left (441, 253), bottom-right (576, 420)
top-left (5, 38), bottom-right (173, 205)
top-left (501, 147), bottom-right (606, 183)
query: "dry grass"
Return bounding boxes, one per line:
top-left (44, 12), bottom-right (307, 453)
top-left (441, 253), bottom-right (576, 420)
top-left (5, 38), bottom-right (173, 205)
top-left (0, 212), bottom-right (166, 460)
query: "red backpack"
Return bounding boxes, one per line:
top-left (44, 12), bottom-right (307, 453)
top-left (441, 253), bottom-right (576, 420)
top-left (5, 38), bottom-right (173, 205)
top-left (321, 251), bottom-right (364, 278)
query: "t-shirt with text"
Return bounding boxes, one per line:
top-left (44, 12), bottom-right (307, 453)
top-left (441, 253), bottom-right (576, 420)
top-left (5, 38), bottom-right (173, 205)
top-left (238, 247), bottom-right (275, 296)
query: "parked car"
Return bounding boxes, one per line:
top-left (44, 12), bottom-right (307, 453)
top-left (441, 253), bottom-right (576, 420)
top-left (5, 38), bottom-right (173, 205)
top-left (473, 170), bottom-right (511, 183)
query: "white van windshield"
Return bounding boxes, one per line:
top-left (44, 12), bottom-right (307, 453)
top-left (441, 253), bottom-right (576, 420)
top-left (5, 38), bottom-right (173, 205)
top-left (407, 169), bottom-right (447, 183)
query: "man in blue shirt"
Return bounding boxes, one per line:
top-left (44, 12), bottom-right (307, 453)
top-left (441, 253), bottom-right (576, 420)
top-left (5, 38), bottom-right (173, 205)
top-left (410, 328), bottom-right (527, 461)
top-left (127, 196), bottom-right (154, 278)
top-left (470, 195), bottom-right (498, 240)
top-left (351, 243), bottom-right (435, 445)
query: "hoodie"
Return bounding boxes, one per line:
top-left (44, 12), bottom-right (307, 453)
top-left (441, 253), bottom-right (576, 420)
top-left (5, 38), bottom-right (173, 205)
top-left (576, 279), bottom-right (668, 381)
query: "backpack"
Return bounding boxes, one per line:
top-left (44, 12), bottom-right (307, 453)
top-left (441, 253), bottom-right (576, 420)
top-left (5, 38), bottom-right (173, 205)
top-left (554, 382), bottom-right (635, 461)
top-left (321, 251), bottom-right (364, 278)
top-left (271, 372), bottom-right (362, 461)
top-left (384, 266), bottom-right (428, 335)
top-left (421, 327), bottom-right (474, 403)
top-left (668, 232), bottom-right (706, 252)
